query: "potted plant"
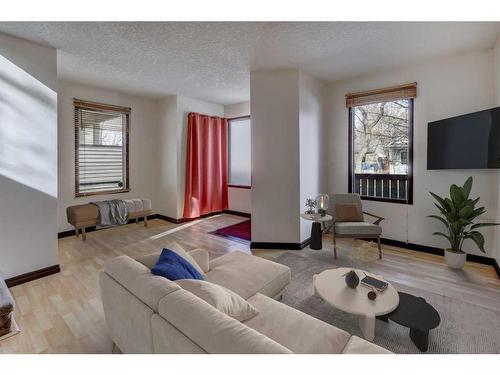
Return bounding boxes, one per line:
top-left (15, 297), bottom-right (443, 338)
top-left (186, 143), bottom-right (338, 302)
top-left (428, 176), bottom-right (499, 269)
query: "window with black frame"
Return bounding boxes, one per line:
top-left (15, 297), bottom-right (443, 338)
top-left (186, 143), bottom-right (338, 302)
top-left (347, 83), bottom-right (415, 204)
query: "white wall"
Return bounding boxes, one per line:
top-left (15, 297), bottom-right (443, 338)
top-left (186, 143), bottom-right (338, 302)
top-left (58, 87), bottom-right (223, 228)
top-left (157, 95), bottom-right (179, 219)
top-left (326, 49), bottom-right (500, 260)
top-left (251, 70), bottom-right (302, 243)
top-left (299, 73), bottom-right (326, 241)
top-left (224, 101), bottom-right (251, 214)
top-left (225, 101), bottom-right (250, 119)
top-left (57, 81), bottom-right (160, 231)
top-left (0, 33), bottom-right (58, 278)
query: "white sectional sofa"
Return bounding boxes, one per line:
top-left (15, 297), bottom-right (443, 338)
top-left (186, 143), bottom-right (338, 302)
top-left (100, 249), bottom-right (390, 354)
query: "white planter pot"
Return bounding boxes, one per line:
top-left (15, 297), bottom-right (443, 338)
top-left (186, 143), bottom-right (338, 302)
top-left (445, 249), bottom-right (466, 269)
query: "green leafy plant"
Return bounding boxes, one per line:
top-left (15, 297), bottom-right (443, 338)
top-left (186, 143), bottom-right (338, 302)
top-left (428, 176), bottom-right (499, 253)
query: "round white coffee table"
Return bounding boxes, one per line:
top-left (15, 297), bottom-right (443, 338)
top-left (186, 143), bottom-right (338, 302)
top-left (313, 267), bottom-right (399, 341)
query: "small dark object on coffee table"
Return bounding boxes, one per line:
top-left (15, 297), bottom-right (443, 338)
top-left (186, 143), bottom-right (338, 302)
top-left (344, 270), bottom-right (360, 289)
top-left (378, 292), bottom-right (440, 352)
top-left (367, 290), bottom-right (377, 300)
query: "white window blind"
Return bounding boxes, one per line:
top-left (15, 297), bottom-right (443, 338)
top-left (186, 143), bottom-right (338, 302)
top-left (228, 117), bottom-right (251, 186)
top-left (74, 99), bottom-right (130, 197)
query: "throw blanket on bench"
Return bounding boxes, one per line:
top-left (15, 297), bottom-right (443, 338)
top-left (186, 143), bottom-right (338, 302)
top-left (92, 199), bottom-right (129, 227)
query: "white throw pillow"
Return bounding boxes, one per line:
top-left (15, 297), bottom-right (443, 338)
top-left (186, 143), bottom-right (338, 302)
top-left (175, 279), bottom-right (259, 321)
top-left (187, 249), bottom-right (210, 273)
top-left (169, 242), bottom-right (205, 275)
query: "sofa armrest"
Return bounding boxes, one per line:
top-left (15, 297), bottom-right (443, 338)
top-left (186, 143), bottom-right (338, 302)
top-left (341, 336), bottom-right (392, 354)
top-left (187, 249), bottom-right (210, 273)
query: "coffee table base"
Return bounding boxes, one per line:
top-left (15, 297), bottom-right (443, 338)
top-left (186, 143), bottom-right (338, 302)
top-left (358, 314), bottom-right (375, 341)
top-left (409, 328), bottom-right (430, 352)
top-left (377, 292), bottom-right (440, 352)
top-left (377, 315), bottom-right (430, 351)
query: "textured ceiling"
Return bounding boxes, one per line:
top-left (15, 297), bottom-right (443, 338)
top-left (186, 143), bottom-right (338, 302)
top-left (0, 22), bottom-right (499, 104)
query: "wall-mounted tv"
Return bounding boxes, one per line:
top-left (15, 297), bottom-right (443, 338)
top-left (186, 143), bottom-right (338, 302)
top-left (427, 107), bottom-right (500, 169)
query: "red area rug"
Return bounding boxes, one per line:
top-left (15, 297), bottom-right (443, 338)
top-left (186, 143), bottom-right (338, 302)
top-left (211, 220), bottom-right (251, 242)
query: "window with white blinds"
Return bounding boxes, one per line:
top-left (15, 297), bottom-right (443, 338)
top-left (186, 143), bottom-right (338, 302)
top-left (74, 99), bottom-right (130, 197)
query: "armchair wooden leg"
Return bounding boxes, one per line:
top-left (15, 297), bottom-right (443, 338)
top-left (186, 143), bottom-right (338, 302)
top-left (82, 227), bottom-right (86, 241)
top-left (135, 217), bottom-right (139, 224)
top-left (333, 235), bottom-right (337, 259)
top-left (377, 236), bottom-right (382, 259)
top-left (144, 215), bottom-right (148, 227)
top-left (75, 228), bottom-right (79, 238)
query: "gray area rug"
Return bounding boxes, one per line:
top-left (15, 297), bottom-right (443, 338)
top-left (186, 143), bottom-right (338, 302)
top-left (274, 251), bottom-right (500, 354)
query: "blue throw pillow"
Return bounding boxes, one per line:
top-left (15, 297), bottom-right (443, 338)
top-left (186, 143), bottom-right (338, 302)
top-left (151, 248), bottom-right (204, 281)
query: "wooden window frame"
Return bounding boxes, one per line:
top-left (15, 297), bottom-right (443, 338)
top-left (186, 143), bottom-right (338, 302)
top-left (228, 115), bottom-right (251, 189)
top-left (348, 99), bottom-right (414, 205)
top-left (74, 99), bottom-right (131, 198)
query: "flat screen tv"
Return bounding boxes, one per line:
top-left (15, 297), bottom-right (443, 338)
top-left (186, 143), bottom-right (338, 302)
top-left (427, 106), bottom-right (500, 169)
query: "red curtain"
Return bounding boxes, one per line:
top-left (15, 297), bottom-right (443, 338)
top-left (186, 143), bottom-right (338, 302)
top-left (183, 112), bottom-right (229, 219)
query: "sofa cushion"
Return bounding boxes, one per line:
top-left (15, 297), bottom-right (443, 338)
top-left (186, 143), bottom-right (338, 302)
top-left (135, 252), bottom-right (160, 269)
top-left (206, 251), bottom-right (291, 300)
top-left (157, 289), bottom-right (292, 353)
top-left (175, 279), bottom-right (259, 321)
top-left (169, 242), bottom-right (205, 275)
top-left (104, 255), bottom-right (180, 311)
top-left (135, 242), bottom-right (205, 275)
top-left (335, 222), bottom-right (382, 236)
top-left (187, 249), bottom-right (210, 273)
top-left (152, 249), bottom-right (204, 281)
top-left (341, 335), bottom-right (392, 354)
top-left (135, 248), bottom-right (210, 273)
top-left (244, 293), bottom-right (351, 354)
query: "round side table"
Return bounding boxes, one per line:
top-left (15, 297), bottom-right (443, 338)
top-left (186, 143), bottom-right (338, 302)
top-left (300, 213), bottom-right (332, 250)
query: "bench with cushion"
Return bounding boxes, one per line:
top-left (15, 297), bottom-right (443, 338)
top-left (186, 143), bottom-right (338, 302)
top-left (66, 198), bottom-right (152, 240)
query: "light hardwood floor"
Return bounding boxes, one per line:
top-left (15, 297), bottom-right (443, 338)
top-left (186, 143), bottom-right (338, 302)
top-left (1, 215), bottom-right (499, 353)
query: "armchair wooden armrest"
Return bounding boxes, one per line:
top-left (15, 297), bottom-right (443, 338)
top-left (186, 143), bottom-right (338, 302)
top-left (363, 211), bottom-right (385, 225)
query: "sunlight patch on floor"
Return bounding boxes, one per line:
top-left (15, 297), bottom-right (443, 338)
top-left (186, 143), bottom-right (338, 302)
top-left (148, 215), bottom-right (223, 240)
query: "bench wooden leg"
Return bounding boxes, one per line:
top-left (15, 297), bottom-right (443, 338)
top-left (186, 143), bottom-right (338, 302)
top-left (81, 227), bottom-right (86, 241)
top-left (135, 217), bottom-right (139, 224)
top-left (144, 215), bottom-right (148, 227)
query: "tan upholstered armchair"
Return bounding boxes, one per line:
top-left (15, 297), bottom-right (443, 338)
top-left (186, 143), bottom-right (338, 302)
top-left (326, 193), bottom-right (385, 259)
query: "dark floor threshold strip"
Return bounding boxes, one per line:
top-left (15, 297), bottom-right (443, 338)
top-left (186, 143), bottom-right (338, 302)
top-left (5, 265), bottom-right (61, 288)
top-left (250, 238), bottom-right (311, 250)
